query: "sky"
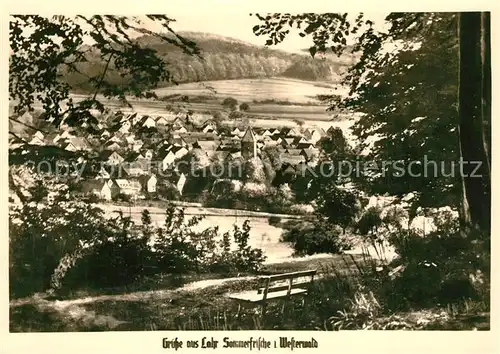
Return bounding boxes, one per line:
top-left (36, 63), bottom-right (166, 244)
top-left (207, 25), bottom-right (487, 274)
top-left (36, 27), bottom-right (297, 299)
top-left (137, 12), bottom-right (390, 53)
top-left (13, 12), bottom-right (390, 54)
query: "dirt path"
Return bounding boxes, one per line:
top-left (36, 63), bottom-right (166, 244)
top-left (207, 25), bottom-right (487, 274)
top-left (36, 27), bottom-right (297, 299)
top-left (9, 250), bottom-right (388, 331)
top-left (10, 275), bottom-right (261, 330)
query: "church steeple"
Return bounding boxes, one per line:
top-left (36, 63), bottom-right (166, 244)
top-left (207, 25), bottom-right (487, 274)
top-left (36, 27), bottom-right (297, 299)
top-left (241, 127), bottom-right (257, 159)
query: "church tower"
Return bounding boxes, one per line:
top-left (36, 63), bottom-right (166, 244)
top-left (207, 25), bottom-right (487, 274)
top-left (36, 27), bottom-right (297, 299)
top-left (241, 127), bottom-right (257, 159)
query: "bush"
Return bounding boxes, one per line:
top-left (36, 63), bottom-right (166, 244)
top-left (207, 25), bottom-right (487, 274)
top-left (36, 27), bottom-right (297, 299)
top-left (380, 211), bottom-right (490, 309)
top-left (222, 97), bottom-right (238, 110)
top-left (280, 218), bottom-right (351, 256)
top-left (228, 110), bottom-right (244, 119)
top-left (9, 177), bottom-right (266, 297)
top-left (157, 182), bottom-right (181, 201)
top-left (9, 194), bottom-right (113, 297)
top-left (268, 215), bottom-right (282, 226)
top-left (211, 221), bottom-right (266, 273)
top-left (113, 193), bottom-right (132, 203)
top-left (239, 102), bottom-right (250, 111)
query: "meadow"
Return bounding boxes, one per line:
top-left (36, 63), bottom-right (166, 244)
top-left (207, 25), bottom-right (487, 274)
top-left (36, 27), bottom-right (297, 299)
top-left (63, 76), bottom-right (350, 128)
top-left (98, 203), bottom-right (323, 264)
top-left (154, 77), bottom-right (345, 104)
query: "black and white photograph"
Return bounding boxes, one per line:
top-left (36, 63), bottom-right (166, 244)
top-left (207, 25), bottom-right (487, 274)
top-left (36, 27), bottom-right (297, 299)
top-left (6, 5), bottom-right (493, 338)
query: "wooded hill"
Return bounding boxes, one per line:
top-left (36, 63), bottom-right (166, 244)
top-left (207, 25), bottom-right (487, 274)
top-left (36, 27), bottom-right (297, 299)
top-left (63, 31), bottom-right (357, 92)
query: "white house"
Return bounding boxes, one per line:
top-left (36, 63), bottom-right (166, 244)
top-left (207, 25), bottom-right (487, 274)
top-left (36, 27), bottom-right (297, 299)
top-left (156, 116), bottom-right (169, 126)
top-left (172, 146), bottom-right (189, 159)
top-left (140, 116), bottom-right (156, 128)
top-left (105, 141), bottom-right (122, 151)
top-left (29, 135), bottom-right (45, 145)
top-left (108, 135), bottom-right (122, 143)
top-left (124, 160), bottom-right (147, 177)
top-left (96, 166), bottom-right (111, 179)
top-left (231, 127), bottom-right (243, 136)
top-left (201, 120), bottom-right (217, 133)
top-left (114, 179), bottom-right (142, 197)
top-left (63, 142), bottom-right (77, 151)
top-left (119, 120), bottom-right (132, 134)
top-left (125, 135), bottom-right (135, 144)
top-left (139, 174), bottom-right (157, 193)
top-left (132, 141), bottom-right (144, 152)
top-left (310, 128), bottom-right (326, 144)
top-left (159, 150), bottom-right (176, 171)
top-left (34, 131), bottom-right (45, 140)
top-left (143, 149), bottom-right (154, 160)
top-left (101, 151), bottom-right (125, 165)
top-left (262, 129), bottom-right (273, 137)
top-left (60, 130), bottom-right (72, 140)
top-left (173, 125), bottom-right (188, 134)
top-left (202, 124), bottom-right (216, 133)
top-left (81, 180), bottom-right (117, 201)
top-left (175, 173), bottom-right (187, 195)
top-left (125, 113), bottom-right (138, 125)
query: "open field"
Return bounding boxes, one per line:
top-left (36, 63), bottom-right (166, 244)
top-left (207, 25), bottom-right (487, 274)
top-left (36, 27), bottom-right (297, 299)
top-left (17, 76), bottom-right (357, 137)
top-left (154, 77), bottom-right (346, 104)
top-left (64, 92), bottom-right (356, 132)
top-left (98, 203), bottom-right (308, 263)
top-left (65, 95), bottom-right (337, 123)
top-left (97, 203), bottom-right (395, 263)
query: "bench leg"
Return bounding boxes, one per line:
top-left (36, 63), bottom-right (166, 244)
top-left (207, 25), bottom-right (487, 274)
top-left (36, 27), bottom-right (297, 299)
top-left (260, 303), bottom-right (267, 327)
top-left (236, 304), bottom-right (242, 320)
top-left (302, 296), bottom-right (308, 316)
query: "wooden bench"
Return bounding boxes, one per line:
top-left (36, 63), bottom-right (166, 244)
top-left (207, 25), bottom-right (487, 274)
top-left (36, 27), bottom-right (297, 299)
top-left (228, 270), bottom-right (317, 320)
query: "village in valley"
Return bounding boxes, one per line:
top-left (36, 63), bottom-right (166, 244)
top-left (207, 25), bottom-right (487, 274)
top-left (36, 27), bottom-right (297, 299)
top-left (11, 105), bottom-right (330, 205)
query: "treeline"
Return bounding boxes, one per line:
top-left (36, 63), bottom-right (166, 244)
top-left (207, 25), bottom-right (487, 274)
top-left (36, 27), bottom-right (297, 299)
top-left (62, 32), bottom-right (354, 92)
top-left (280, 56), bottom-right (349, 81)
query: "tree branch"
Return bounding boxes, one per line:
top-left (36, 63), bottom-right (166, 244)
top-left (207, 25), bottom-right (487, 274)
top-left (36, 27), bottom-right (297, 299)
top-left (92, 53), bottom-right (114, 102)
top-left (9, 117), bottom-right (49, 135)
top-left (9, 131), bottom-right (29, 145)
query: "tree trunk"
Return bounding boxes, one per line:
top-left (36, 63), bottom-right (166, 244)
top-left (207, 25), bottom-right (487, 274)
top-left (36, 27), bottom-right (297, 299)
top-left (457, 12), bottom-right (491, 232)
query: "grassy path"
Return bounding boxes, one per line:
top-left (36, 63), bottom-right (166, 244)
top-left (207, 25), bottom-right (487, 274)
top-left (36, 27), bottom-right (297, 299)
top-left (9, 255), bottom-right (344, 331)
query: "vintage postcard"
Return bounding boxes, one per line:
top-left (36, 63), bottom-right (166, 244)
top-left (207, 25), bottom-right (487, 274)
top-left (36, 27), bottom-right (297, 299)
top-left (1, 1), bottom-right (498, 353)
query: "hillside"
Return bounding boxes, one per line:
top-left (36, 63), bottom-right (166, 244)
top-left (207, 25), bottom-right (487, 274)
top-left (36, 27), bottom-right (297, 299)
top-left (63, 32), bottom-right (356, 93)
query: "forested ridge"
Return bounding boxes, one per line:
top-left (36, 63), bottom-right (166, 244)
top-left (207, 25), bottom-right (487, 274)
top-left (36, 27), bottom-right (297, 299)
top-left (63, 31), bottom-right (356, 92)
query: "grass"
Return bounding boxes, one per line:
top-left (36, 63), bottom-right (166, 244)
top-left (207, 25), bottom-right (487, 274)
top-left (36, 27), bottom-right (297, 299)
top-left (153, 77), bottom-right (335, 105)
top-left (10, 252), bottom-right (490, 332)
top-left (9, 254), bottom-right (360, 332)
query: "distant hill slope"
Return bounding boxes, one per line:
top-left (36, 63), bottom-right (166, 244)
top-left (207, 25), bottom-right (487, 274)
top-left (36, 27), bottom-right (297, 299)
top-left (63, 31), bottom-right (356, 93)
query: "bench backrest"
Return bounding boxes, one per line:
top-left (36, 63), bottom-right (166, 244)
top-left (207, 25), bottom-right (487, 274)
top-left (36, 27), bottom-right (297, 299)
top-left (257, 270), bottom-right (317, 300)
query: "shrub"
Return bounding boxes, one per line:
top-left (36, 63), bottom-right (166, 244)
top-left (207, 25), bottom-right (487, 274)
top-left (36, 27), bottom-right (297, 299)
top-left (9, 176), bottom-right (266, 297)
top-left (239, 102), bottom-right (250, 111)
top-left (381, 211), bottom-right (489, 309)
top-left (211, 221), bottom-right (266, 273)
top-left (222, 97), bottom-right (238, 110)
top-left (268, 215), bottom-right (282, 226)
top-left (315, 184), bottom-right (361, 233)
top-left (113, 193), bottom-right (132, 203)
top-left (157, 182), bottom-right (181, 201)
top-left (280, 218), bottom-right (351, 256)
top-left (9, 192), bottom-right (113, 297)
top-left (228, 110), bottom-right (243, 119)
